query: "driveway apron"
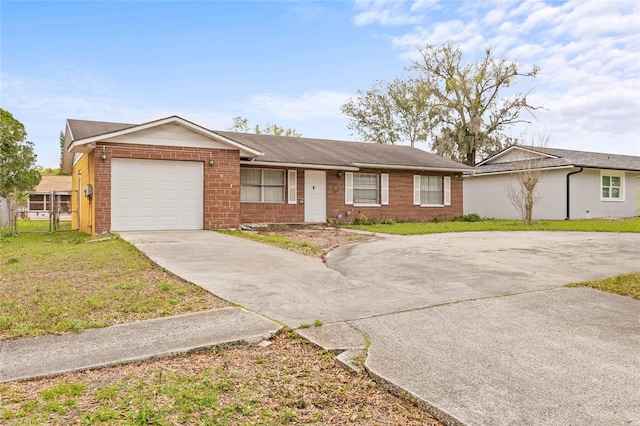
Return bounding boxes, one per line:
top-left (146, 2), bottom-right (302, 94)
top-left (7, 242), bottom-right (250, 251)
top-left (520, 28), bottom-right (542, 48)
top-left (121, 230), bottom-right (640, 425)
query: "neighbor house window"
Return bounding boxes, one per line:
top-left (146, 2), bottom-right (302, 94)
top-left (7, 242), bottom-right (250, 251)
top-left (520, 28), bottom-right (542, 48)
top-left (241, 169), bottom-right (285, 203)
top-left (601, 172), bottom-right (624, 201)
top-left (413, 175), bottom-right (451, 206)
top-left (28, 194), bottom-right (46, 211)
top-left (345, 172), bottom-right (389, 206)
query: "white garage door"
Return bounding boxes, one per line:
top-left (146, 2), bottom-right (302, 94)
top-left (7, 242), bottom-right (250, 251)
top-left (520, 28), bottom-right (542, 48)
top-left (111, 159), bottom-right (203, 231)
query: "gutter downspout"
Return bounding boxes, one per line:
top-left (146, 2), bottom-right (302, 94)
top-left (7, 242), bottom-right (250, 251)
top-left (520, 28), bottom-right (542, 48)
top-left (566, 167), bottom-right (583, 220)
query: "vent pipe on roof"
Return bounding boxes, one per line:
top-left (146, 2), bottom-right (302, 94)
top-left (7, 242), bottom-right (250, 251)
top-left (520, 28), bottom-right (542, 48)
top-left (566, 167), bottom-right (583, 220)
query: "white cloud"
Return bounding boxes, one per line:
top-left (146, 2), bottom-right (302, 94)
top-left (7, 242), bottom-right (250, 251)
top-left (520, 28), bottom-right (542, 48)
top-left (353, 0), bottom-right (640, 155)
top-left (240, 90), bottom-right (351, 121)
top-left (353, 0), bottom-right (424, 26)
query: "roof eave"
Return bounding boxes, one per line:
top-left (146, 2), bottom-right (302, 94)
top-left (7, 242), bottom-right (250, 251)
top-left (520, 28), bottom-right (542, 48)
top-left (464, 164), bottom-right (576, 176)
top-left (352, 163), bottom-right (471, 173)
top-left (240, 160), bottom-right (359, 171)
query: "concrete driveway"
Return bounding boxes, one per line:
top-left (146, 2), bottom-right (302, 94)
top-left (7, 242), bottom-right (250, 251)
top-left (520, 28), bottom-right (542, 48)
top-left (121, 230), bottom-right (640, 425)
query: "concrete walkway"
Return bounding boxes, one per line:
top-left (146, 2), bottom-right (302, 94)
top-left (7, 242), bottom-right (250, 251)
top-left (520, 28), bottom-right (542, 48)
top-left (0, 307), bottom-right (281, 382)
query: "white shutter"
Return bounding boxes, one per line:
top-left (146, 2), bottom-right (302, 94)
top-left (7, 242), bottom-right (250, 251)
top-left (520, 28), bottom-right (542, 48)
top-left (381, 173), bottom-right (389, 205)
top-left (345, 172), bottom-right (354, 205)
top-left (288, 170), bottom-right (297, 204)
top-left (444, 176), bottom-right (451, 206)
top-left (413, 175), bottom-right (421, 205)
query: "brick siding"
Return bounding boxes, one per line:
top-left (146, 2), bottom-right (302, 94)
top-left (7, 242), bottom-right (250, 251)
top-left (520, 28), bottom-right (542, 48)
top-left (239, 168), bottom-right (463, 224)
top-left (93, 142), bottom-right (240, 234)
top-left (327, 169), bottom-right (463, 223)
top-left (92, 144), bottom-right (464, 233)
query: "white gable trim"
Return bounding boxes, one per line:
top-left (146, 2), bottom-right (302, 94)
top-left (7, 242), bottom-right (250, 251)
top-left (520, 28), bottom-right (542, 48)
top-left (68, 116), bottom-right (263, 157)
top-left (477, 145), bottom-right (557, 167)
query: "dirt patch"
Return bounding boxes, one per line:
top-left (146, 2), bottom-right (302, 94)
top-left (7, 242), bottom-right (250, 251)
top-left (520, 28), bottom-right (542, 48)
top-left (252, 227), bottom-right (375, 259)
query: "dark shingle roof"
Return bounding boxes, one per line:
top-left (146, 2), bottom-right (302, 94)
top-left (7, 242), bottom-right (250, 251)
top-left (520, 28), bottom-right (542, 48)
top-left (67, 119), bottom-right (135, 140)
top-left (215, 131), bottom-right (472, 171)
top-left (474, 145), bottom-right (640, 174)
top-left (64, 118), bottom-right (472, 172)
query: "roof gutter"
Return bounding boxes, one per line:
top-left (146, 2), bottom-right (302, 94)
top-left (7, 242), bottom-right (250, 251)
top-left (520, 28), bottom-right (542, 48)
top-left (566, 167), bottom-right (583, 220)
top-left (352, 163), bottom-right (471, 173)
top-left (240, 160), bottom-right (359, 171)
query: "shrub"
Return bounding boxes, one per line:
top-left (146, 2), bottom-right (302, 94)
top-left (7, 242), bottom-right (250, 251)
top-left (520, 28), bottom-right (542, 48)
top-left (454, 213), bottom-right (483, 222)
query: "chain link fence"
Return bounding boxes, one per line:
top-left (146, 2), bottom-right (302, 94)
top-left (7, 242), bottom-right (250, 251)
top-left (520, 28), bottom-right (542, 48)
top-left (1, 192), bottom-right (76, 234)
top-left (0, 196), bottom-right (10, 229)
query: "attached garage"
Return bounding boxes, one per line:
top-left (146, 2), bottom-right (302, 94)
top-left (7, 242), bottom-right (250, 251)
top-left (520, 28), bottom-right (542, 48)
top-left (111, 159), bottom-right (203, 231)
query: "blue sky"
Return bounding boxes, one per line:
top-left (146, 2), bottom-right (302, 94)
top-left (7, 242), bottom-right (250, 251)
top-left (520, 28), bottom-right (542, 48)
top-left (2, 0), bottom-right (639, 168)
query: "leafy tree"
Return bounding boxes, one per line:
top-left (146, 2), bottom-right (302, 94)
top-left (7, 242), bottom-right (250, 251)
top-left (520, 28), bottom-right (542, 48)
top-left (342, 41), bottom-right (541, 166)
top-left (341, 76), bottom-right (432, 147)
top-left (39, 167), bottom-right (63, 176)
top-left (0, 108), bottom-right (41, 196)
top-left (229, 116), bottom-right (250, 133)
top-left (228, 116), bottom-right (301, 137)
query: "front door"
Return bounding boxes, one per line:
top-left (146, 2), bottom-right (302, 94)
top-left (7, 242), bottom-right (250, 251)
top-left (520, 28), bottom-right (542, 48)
top-left (304, 170), bottom-right (326, 222)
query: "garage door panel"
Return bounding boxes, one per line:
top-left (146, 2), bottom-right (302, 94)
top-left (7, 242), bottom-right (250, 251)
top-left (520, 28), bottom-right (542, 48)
top-left (111, 159), bottom-right (203, 231)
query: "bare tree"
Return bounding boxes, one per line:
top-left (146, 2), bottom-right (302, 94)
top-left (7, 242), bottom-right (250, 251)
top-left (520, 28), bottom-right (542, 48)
top-left (410, 42), bottom-right (541, 165)
top-left (341, 41), bottom-right (541, 165)
top-left (505, 134), bottom-right (550, 225)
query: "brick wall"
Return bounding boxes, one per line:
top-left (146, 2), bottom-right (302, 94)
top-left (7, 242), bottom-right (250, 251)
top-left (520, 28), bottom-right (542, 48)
top-left (239, 167), bottom-right (464, 225)
top-left (239, 167), bottom-right (306, 223)
top-left (92, 145), bottom-right (464, 233)
top-left (327, 169), bottom-right (464, 223)
top-left (93, 142), bottom-right (241, 234)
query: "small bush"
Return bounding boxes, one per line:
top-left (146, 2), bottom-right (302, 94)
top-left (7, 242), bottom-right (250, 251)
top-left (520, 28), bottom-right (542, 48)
top-left (352, 214), bottom-right (379, 226)
top-left (454, 213), bottom-right (483, 222)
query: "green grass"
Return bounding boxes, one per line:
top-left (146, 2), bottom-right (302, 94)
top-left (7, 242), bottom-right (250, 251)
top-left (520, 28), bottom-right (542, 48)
top-left (8, 220), bottom-right (73, 234)
top-left (218, 230), bottom-right (323, 255)
top-left (567, 273), bottom-right (640, 299)
top-left (0, 331), bottom-right (434, 425)
top-left (345, 217), bottom-right (640, 235)
top-left (0, 232), bottom-right (226, 339)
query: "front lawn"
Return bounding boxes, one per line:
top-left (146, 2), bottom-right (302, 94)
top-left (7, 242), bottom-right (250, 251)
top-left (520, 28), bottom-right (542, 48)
top-left (0, 232), bottom-right (227, 339)
top-left (345, 217), bottom-right (640, 235)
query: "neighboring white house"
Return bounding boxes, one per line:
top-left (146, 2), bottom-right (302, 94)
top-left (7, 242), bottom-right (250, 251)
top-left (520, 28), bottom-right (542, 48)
top-left (464, 145), bottom-right (640, 220)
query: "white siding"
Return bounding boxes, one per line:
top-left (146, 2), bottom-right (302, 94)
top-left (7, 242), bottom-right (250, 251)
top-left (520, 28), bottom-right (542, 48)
top-left (464, 168), bottom-right (640, 220)
top-left (105, 123), bottom-right (232, 150)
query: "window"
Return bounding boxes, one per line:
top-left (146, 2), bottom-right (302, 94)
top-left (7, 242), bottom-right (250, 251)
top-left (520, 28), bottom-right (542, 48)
top-left (354, 173), bottom-right (379, 204)
top-left (241, 169), bottom-right (285, 203)
top-left (29, 194), bottom-right (46, 211)
top-left (601, 172), bottom-right (624, 201)
top-left (413, 175), bottom-right (451, 206)
top-left (345, 172), bottom-right (389, 206)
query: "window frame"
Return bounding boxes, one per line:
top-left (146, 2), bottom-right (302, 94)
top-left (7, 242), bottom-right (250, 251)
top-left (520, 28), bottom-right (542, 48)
top-left (600, 171), bottom-right (625, 202)
top-left (413, 175), bottom-right (451, 207)
top-left (345, 172), bottom-right (389, 206)
top-left (240, 168), bottom-right (286, 203)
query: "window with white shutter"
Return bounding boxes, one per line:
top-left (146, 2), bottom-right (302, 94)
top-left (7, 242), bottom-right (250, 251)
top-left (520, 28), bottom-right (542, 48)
top-left (345, 172), bottom-right (354, 205)
top-left (444, 176), bottom-right (451, 206)
top-left (413, 175), bottom-right (448, 207)
top-left (381, 174), bottom-right (389, 205)
top-left (288, 170), bottom-right (297, 204)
